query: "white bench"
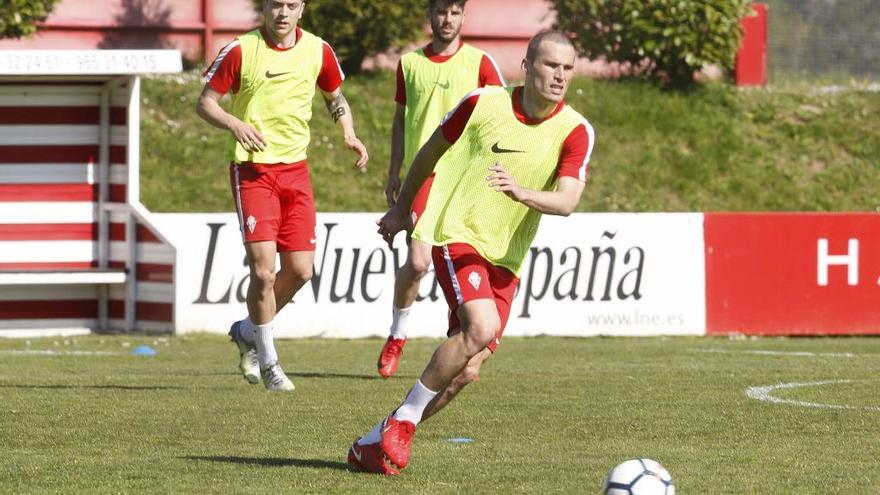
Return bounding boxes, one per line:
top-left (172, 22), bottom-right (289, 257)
top-left (0, 268), bottom-right (127, 286)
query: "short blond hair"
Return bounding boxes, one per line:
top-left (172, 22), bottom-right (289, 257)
top-left (526, 31), bottom-right (575, 62)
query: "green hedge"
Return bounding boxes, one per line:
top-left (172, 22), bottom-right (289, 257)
top-left (550, 0), bottom-right (751, 88)
top-left (0, 0), bottom-right (58, 38)
top-left (250, 0), bottom-right (425, 74)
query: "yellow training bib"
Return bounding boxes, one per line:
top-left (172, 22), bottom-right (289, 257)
top-left (413, 86), bottom-right (591, 276)
top-left (227, 29), bottom-right (325, 164)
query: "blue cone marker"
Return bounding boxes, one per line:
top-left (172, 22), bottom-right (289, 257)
top-left (447, 437), bottom-right (474, 444)
top-left (132, 345), bottom-right (156, 356)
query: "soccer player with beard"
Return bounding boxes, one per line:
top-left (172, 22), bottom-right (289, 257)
top-left (377, 0), bottom-right (505, 378)
top-left (197, 0), bottom-right (368, 392)
top-left (349, 31), bottom-right (595, 475)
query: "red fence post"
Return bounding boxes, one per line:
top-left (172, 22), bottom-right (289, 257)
top-left (735, 3), bottom-right (768, 86)
top-left (203, 0), bottom-right (214, 61)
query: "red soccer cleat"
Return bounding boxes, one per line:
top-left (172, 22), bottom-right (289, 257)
top-left (377, 337), bottom-right (407, 378)
top-left (380, 416), bottom-right (417, 469)
top-left (347, 439), bottom-right (400, 476)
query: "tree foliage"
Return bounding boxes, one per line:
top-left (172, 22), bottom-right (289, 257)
top-left (250, 0), bottom-right (425, 74)
top-left (550, 0), bottom-right (751, 88)
top-left (0, 0), bottom-right (58, 38)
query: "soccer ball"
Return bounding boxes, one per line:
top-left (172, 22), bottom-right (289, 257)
top-left (604, 458), bottom-right (676, 495)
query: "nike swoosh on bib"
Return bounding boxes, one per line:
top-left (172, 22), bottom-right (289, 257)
top-left (265, 70), bottom-right (290, 79)
top-left (491, 142), bottom-right (526, 154)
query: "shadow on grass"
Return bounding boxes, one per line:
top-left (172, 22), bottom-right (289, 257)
top-left (289, 371), bottom-right (409, 381)
top-left (172, 369), bottom-right (413, 381)
top-left (183, 455), bottom-right (350, 471)
top-left (174, 370), bottom-right (249, 377)
top-left (0, 384), bottom-right (185, 391)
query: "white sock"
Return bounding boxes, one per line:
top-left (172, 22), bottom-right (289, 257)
top-left (392, 379), bottom-right (438, 425)
top-left (389, 305), bottom-right (412, 340)
top-left (238, 317), bottom-right (256, 345)
top-left (357, 422), bottom-right (383, 446)
top-left (254, 321), bottom-right (278, 368)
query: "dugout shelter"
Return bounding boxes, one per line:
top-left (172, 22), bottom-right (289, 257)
top-left (0, 50), bottom-right (181, 337)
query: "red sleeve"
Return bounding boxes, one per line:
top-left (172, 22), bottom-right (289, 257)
top-left (440, 90), bottom-right (483, 143)
top-left (478, 54), bottom-right (506, 87)
top-left (557, 123), bottom-right (594, 182)
top-left (203, 41), bottom-right (242, 94)
top-left (394, 62), bottom-right (406, 105)
top-left (317, 41), bottom-right (345, 93)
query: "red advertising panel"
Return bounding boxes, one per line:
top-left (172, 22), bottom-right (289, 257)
top-left (705, 213), bottom-right (880, 335)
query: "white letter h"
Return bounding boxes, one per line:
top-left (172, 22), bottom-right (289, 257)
top-left (817, 238), bottom-right (858, 286)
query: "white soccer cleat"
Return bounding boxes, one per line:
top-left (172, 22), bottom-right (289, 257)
top-left (261, 361), bottom-right (295, 392)
top-left (229, 321), bottom-right (260, 385)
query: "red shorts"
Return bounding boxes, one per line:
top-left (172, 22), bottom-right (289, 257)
top-left (410, 174), bottom-right (435, 228)
top-left (432, 243), bottom-right (519, 352)
top-left (229, 161), bottom-right (316, 252)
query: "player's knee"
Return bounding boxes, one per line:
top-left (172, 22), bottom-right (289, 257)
top-left (462, 317), bottom-right (500, 354)
top-left (291, 264), bottom-right (313, 284)
top-left (408, 250), bottom-right (431, 276)
top-left (446, 375), bottom-right (472, 398)
top-left (458, 364), bottom-right (481, 386)
top-left (250, 267), bottom-right (276, 290)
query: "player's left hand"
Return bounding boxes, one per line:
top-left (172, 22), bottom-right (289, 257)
top-left (488, 163), bottom-right (528, 203)
top-left (376, 205), bottom-right (411, 248)
top-left (346, 136), bottom-right (369, 172)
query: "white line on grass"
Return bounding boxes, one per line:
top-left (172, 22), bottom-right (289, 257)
top-left (690, 349), bottom-right (861, 358)
top-left (746, 380), bottom-right (880, 412)
top-left (0, 350), bottom-right (118, 356)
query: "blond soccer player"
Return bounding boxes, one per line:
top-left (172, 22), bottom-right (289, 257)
top-left (348, 31), bottom-right (595, 474)
top-left (197, 0), bottom-right (368, 391)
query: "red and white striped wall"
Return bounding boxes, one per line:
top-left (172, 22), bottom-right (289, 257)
top-left (0, 50), bottom-right (181, 336)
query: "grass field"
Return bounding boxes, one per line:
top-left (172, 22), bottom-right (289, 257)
top-left (1, 334), bottom-right (878, 494)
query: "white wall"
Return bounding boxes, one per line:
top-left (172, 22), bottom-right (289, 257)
top-left (153, 212), bottom-right (706, 338)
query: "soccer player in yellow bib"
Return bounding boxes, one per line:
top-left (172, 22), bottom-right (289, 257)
top-left (348, 31), bottom-right (595, 475)
top-left (378, 0), bottom-right (505, 378)
top-left (196, 0), bottom-right (368, 392)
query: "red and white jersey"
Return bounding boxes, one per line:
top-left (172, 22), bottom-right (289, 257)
top-left (204, 27), bottom-right (344, 95)
top-left (394, 41), bottom-right (506, 105)
top-left (440, 86), bottom-right (594, 182)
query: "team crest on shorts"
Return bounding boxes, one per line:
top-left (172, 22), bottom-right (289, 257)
top-left (246, 215), bottom-right (257, 234)
top-left (468, 270), bottom-right (482, 290)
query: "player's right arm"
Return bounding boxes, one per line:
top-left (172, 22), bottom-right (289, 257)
top-left (196, 86), bottom-right (265, 153)
top-left (377, 127), bottom-right (450, 247)
top-left (386, 104), bottom-right (405, 207)
top-left (195, 40), bottom-right (265, 153)
top-left (377, 88), bottom-right (481, 246)
top-left (385, 62), bottom-right (407, 207)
